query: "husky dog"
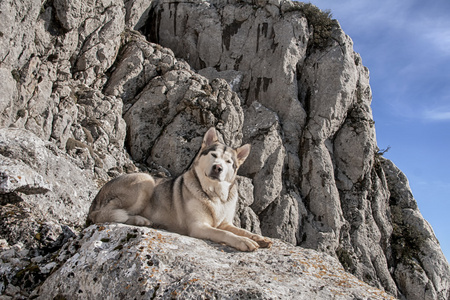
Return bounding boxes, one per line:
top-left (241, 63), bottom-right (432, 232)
top-left (86, 128), bottom-right (273, 251)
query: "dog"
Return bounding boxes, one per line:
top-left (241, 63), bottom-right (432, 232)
top-left (86, 127), bottom-right (273, 251)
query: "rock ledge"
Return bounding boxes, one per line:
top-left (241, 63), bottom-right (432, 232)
top-left (38, 224), bottom-right (396, 299)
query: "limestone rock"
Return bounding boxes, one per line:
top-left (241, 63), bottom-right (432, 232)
top-left (0, 0), bottom-right (42, 69)
top-left (103, 35), bottom-right (173, 105)
top-left (37, 224), bottom-right (397, 300)
top-left (124, 0), bottom-right (153, 30)
top-left (120, 38), bottom-right (245, 175)
top-left (0, 0), bottom-right (449, 299)
top-left (0, 156), bottom-right (52, 195)
top-left (0, 202), bottom-right (76, 298)
top-left (241, 102), bottom-right (284, 215)
top-left (234, 176), bottom-right (261, 235)
top-left (145, 2), bottom-right (450, 299)
top-left (0, 128), bottom-right (96, 226)
top-left (0, 68), bottom-right (18, 128)
top-left (198, 67), bottom-right (244, 92)
top-left (381, 158), bottom-right (450, 300)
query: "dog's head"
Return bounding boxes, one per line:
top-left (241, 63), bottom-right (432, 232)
top-left (194, 127), bottom-right (250, 184)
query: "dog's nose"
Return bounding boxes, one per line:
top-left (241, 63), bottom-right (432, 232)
top-left (212, 164), bottom-right (223, 174)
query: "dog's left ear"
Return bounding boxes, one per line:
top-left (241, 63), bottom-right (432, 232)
top-left (202, 127), bottom-right (219, 148)
top-left (236, 144), bottom-right (251, 166)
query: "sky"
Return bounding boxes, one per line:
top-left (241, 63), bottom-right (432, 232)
top-left (304, 0), bottom-right (450, 262)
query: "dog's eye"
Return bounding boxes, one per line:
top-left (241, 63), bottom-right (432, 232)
top-left (211, 153), bottom-right (217, 158)
top-left (226, 160), bottom-right (233, 164)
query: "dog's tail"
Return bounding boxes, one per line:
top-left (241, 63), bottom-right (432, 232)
top-left (85, 212), bottom-right (96, 227)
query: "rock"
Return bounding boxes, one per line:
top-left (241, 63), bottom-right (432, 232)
top-left (18, 56), bottom-right (57, 141)
top-left (198, 67), bottom-right (244, 92)
top-left (241, 102), bottom-right (284, 215)
top-left (334, 102), bottom-right (376, 185)
top-left (74, 5), bottom-right (125, 86)
top-left (234, 176), bottom-right (261, 234)
top-left (0, 0), bottom-right (42, 69)
top-left (0, 202), bottom-right (75, 254)
top-left (124, 0), bottom-right (152, 30)
top-left (74, 86), bottom-right (130, 178)
top-left (146, 2), bottom-right (450, 299)
top-left (37, 224), bottom-right (397, 300)
top-left (259, 191), bottom-right (300, 244)
top-left (53, 0), bottom-right (85, 31)
top-left (0, 128), bottom-right (97, 226)
top-left (381, 158), bottom-right (450, 300)
top-left (0, 0), bottom-right (449, 299)
top-left (0, 68), bottom-right (18, 128)
top-left (103, 34), bottom-right (168, 105)
top-left (239, 101), bottom-right (301, 243)
top-left (0, 202), bottom-right (76, 297)
top-left (0, 156), bottom-right (52, 195)
top-left (120, 38), bottom-right (245, 175)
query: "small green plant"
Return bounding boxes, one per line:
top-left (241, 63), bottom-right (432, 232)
top-left (336, 247), bottom-right (355, 272)
top-left (17, 109), bottom-right (27, 118)
top-left (11, 69), bottom-right (21, 82)
top-left (373, 146), bottom-right (391, 170)
top-left (376, 146), bottom-right (391, 156)
top-left (300, 3), bottom-right (336, 50)
top-left (390, 205), bottom-right (427, 265)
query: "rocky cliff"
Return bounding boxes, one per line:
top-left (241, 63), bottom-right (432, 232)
top-left (0, 0), bottom-right (449, 299)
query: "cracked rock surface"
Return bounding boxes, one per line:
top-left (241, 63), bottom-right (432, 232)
top-left (0, 0), bottom-right (449, 299)
top-left (38, 224), bottom-right (396, 300)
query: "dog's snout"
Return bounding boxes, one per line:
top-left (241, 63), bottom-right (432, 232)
top-left (212, 164), bottom-right (223, 174)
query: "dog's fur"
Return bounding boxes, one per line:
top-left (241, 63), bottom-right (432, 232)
top-left (86, 128), bottom-right (272, 251)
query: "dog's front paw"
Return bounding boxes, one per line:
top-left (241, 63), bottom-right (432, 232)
top-left (126, 215), bottom-right (152, 226)
top-left (235, 236), bottom-right (259, 252)
top-left (251, 235), bottom-right (273, 248)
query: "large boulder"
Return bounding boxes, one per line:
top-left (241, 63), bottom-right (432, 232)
top-left (37, 224), bottom-right (397, 300)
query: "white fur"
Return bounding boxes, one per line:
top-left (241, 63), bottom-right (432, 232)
top-left (86, 128), bottom-right (272, 252)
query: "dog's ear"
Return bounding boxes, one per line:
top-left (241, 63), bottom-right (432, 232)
top-left (202, 127), bottom-right (219, 148)
top-left (236, 144), bottom-right (251, 166)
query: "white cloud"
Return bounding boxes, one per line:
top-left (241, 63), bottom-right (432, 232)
top-left (310, 0), bottom-right (450, 58)
top-left (424, 108), bottom-right (450, 121)
top-left (309, 0), bottom-right (409, 29)
top-left (423, 27), bottom-right (450, 57)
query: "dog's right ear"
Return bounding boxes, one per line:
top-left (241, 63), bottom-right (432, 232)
top-left (202, 127), bottom-right (219, 148)
top-left (236, 144), bottom-right (251, 166)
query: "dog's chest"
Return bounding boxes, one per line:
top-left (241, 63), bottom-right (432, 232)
top-left (206, 196), bottom-right (235, 226)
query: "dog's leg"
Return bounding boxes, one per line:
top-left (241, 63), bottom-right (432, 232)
top-left (189, 223), bottom-right (260, 252)
top-left (88, 173), bottom-right (157, 227)
top-left (125, 215), bottom-right (152, 226)
top-left (107, 207), bottom-right (152, 226)
top-left (219, 223), bottom-right (273, 248)
top-left (90, 202), bottom-right (152, 226)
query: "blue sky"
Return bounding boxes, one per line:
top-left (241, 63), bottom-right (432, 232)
top-left (304, 0), bottom-right (450, 262)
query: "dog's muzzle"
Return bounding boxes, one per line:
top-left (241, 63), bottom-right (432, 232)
top-left (208, 164), bottom-right (223, 180)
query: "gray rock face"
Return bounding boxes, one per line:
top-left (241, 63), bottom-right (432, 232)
top-left (38, 224), bottom-right (396, 300)
top-left (146, 1), bottom-right (449, 299)
top-left (381, 158), bottom-right (450, 300)
top-left (0, 128), bottom-right (96, 225)
top-left (0, 0), bottom-right (449, 299)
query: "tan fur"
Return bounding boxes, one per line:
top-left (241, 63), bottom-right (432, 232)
top-left (86, 128), bottom-right (273, 251)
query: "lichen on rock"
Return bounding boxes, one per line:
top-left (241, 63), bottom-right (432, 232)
top-left (37, 224), bottom-right (397, 300)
